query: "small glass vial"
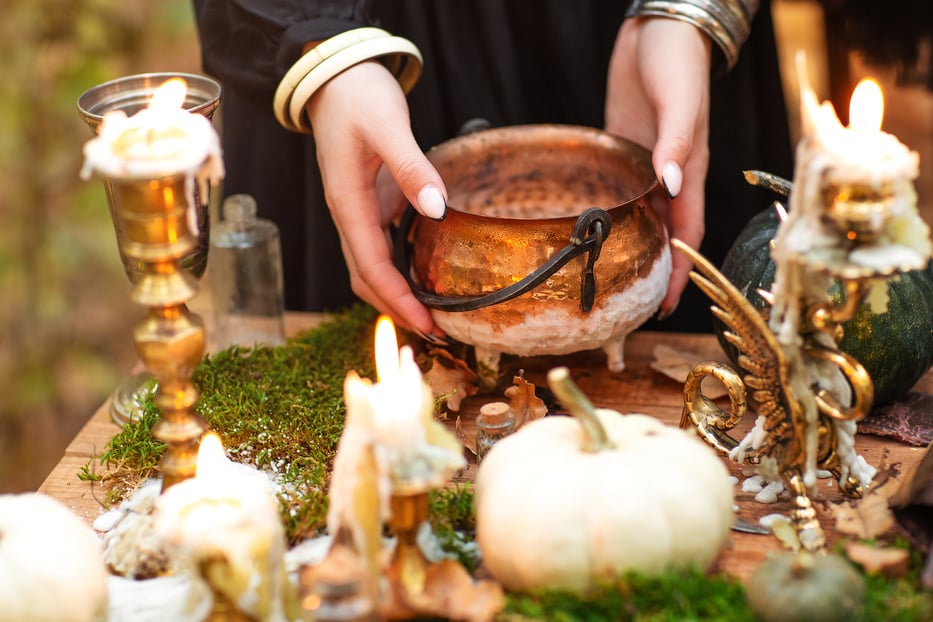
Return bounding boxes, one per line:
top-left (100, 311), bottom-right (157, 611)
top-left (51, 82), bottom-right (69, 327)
top-left (475, 401), bottom-right (517, 463)
top-left (210, 194), bottom-right (286, 349)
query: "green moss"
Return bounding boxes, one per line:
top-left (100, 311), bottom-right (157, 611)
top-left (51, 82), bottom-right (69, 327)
top-left (855, 541), bottom-right (933, 621)
top-left (429, 483), bottom-right (478, 571)
top-left (503, 569), bottom-right (754, 622)
top-left (95, 304), bottom-right (378, 538)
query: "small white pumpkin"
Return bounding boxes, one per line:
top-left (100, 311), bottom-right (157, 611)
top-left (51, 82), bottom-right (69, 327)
top-left (0, 492), bottom-right (108, 622)
top-left (475, 367), bottom-right (735, 593)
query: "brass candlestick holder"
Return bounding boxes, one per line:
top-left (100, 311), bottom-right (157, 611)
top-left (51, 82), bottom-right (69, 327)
top-left (106, 171), bottom-right (209, 490)
top-left (386, 482), bottom-right (432, 602)
top-left (675, 239), bottom-right (866, 552)
top-left (79, 73), bottom-right (223, 489)
top-left (676, 170), bottom-right (931, 552)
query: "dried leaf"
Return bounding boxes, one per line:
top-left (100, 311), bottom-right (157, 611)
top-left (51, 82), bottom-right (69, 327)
top-left (829, 476), bottom-right (900, 539)
top-left (858, 392), bottom-right (933, 447)
top-left (382, 558), bottom-right (505, 622)
top-left (650, 344), bottom-right (729, 399)
top-left (890, 444), bottom-right (933, 587)
top-left (417, 559), bottom-right (505, 622)
top-left (844, 541), bottom-right (910, 578)
top-left (424, 349), bottom-right (479, 412)
top-left (504, 370), bottom-right (547, 429)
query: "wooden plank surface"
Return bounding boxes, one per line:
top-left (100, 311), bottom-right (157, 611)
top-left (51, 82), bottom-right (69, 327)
top-left (38, 314), bottom-right (932, 583)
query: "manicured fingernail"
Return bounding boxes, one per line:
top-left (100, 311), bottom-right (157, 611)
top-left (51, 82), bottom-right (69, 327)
top-left (657, 298), bottom-right (680, 321)
top-left (661, 161), bottom-right (683, 199)
top-left (417, 185), bottom-right (447, 220)
top-left (413, 328), bottom-right (449, 346)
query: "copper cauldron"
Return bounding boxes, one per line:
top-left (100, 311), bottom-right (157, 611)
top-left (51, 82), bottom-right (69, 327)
top-left (396, 124), bottom-right (671, 375)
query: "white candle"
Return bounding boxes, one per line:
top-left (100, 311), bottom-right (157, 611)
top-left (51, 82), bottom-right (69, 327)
top-left (80, 77), bottom-right (224, 235)
top-left (337, 316), bottom-right (465, 490)
top-left (800, 77), bottom-right (917, 187)
top-left (155, 433), bottom-right (289, 622)
top-left (773, 56), bottom-right (931, 327)
top-left (370, 316), bottom-right (428, 463)
top-left (81, 78), bottom-right (223, 179)
top-left (327, 373), bottom-right (387, 577)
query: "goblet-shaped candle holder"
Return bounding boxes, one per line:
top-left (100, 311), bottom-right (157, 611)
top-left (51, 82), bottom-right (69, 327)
top-left (80, 74), bottom-right (224, 489)
top-left (77, 73), bottom-right (221, 426)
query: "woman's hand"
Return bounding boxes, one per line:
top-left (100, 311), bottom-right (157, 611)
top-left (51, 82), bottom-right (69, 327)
top-left (605, 17), bottom-right (712, 319)
top-left (306, 60), bottom-right (447, 337)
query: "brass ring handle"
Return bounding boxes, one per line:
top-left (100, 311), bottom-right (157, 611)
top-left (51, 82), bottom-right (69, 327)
top-left (393, 206), bottom-right (612, 313)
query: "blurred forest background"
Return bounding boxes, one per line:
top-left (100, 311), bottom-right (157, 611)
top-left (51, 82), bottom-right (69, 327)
top-left (1, 1), bottom-right (932, 493)
top-left (0, 0), bottom-right (203, 491)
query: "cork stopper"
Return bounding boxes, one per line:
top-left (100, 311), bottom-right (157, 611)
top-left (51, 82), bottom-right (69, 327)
top-left (478, 401), bottom-right (512, 425)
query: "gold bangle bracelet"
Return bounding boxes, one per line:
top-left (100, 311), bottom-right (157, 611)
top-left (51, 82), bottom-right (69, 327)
top-left (273, 27), bottom-right (392, 131)
top-left (286, 35), bottom-right (423, 133)
top-left (626, 0), bottom-right (759, 71)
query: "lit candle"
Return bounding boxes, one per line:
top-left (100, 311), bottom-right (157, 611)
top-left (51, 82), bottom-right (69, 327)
top-left (338, 316), bottom-right (465, 489)
top-left (371, 316), bottom-right (429, 463)
top-left (322, 317), bottom-right (467, 603)
top-left (781, 54), bottom-right (931, 273)
top-left (155, 433), bottom-right (289, 621)
top-left (80, 77), bottom-right (224, 234)
top-left (800, 76), bottom-right (917, 186)
top-left (326, 372), bottom-right (387, 578)
top-left (771, 57), bottom-right (931, 341)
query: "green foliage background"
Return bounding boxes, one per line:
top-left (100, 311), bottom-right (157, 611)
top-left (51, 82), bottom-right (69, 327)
top-left (0, 0), bottom-right (204, 492)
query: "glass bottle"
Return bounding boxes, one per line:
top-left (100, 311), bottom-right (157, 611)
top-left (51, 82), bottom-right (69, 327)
top-left (475, 401), bottom-right (517, 463)
top-left (210, 194), bottom-right (286, 349)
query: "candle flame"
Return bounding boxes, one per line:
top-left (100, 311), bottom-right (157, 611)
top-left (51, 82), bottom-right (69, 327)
top-left (195, 432), bottom-right (227, 483)
top-left (849, 79), bottom-right (883, 133)
top-left (374, 315), bottom-right (400, 383)
top-left (148, 78), bottom-right (188, 115)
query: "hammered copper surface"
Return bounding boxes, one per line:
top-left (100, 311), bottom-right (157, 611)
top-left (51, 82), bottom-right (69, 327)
top-left (409, 125), bottom-right (666, 331)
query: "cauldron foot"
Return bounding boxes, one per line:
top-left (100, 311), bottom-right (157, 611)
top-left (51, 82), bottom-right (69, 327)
top-left (602, 336), bottom-right (627, 372)
top-left (474, 346), bottom-right (502, 392)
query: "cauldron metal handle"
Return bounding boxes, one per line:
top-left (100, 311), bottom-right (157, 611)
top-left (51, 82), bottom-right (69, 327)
top-left (393, 206), bottom-right (612, 313)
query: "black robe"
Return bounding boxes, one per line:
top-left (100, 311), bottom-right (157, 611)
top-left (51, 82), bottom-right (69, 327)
top-left (193, 0), bottom-right (792, 333)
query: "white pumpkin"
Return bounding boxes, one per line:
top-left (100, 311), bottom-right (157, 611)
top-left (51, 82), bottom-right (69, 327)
top-left (0, 493), bottom-right (108, 622)
top-left (475, 367), bottom-right (735, 593)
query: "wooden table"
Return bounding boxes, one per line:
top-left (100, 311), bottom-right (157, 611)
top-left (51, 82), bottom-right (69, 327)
top-left (39, 313), bottom-right (932, 583)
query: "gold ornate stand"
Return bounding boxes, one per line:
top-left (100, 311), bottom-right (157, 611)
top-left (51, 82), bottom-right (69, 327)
top-left (108, 173), bottom-right (208, 489)
top-left (675, 165), bottom-right (930, 552)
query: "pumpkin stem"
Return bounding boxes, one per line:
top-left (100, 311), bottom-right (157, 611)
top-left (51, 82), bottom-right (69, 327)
top-left (547, 367), bottom-right (613, 452)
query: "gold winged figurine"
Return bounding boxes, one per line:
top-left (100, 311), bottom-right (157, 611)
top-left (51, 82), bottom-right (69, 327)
top-left (671, 238), bottom-right (873, 553)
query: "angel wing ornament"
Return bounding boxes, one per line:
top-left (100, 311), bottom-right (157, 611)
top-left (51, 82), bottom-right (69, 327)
top-left (672, 238), bottom-right (875, 553)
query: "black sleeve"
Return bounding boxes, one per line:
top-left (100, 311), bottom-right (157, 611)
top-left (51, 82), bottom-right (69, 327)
top-left (192, 0), bottom-right (374, 109)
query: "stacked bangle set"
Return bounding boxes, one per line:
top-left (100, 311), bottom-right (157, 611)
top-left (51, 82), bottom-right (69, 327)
top-left (273, 27), bottom-right (423, 134)
top-left (626, 0), bottom-right (759, 70)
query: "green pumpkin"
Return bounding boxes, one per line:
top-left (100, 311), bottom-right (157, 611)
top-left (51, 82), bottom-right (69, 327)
top-left (746, 552), bottom-right (865, 622)
top-left (716, 206), bottom-right (933, 405)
